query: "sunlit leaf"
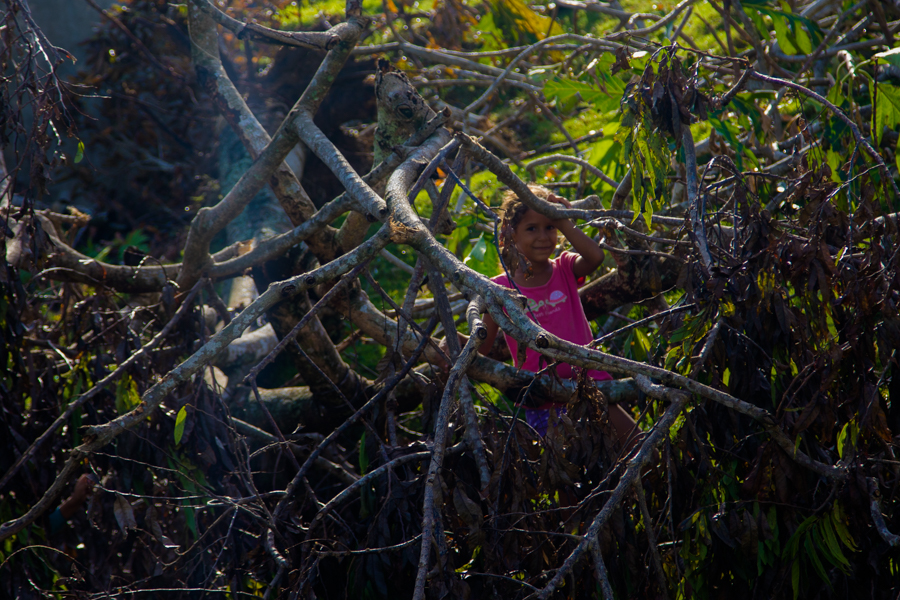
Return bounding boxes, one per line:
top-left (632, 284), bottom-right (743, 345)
top-left (544, 77), bottom-right (620, 112)
top-left (174, 405), bottom-right (188, 445)
top-left (465, 234), bottom-right (488, 264)
top-left (873, 83), bottom-right (900, 147)
top-left (874, 47), bottom-right (900, 69)
top-left (115, 374), bottom-right (140, 415)
top-left (491, 0), bottom-right (564, 44)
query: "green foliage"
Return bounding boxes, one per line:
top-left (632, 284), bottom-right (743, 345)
top-left (616, 97), bottom-right (669, 228)
top-left (115, 374), bottom-right (140, 415)
top-left (873, 83), bottom-right (900, 147)
top-left (173, 405), bottom-right (188, 445)
top-left (489, 0), bottom-right (564, 45)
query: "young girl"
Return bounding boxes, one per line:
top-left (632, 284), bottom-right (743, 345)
top-left (481, 185), bottom-right (639, 443)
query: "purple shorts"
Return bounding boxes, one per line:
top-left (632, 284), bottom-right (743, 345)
top-left (524, 405), bottom-right (566, 437)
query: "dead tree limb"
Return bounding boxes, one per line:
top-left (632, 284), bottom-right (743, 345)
top-left (536, 376), bottom-right (689, 599)
top-left (412, 332), bottom-right (482, 600)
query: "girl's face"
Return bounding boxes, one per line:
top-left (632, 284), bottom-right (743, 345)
top-left (513, 208), bottom-right (559, 264)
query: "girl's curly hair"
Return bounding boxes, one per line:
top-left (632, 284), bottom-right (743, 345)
top-left (498, 185), bottom-right (553, 278)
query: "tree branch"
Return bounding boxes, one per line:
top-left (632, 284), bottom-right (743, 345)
top-left (412, 332), bottom-right (481, 600)
top-left (194, 0), bottom-right (340, 50)
top-left (536, 376), bottom-right (689, 599)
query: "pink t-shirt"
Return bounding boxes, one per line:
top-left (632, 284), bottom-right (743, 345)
top-left (492, 251), bottom-right (612, 386)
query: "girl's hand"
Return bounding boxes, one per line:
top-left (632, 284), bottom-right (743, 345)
top-left (547, 194), bottom-right (605, 277)
top-left (547, 194), bottom-right (574, 228)
top-left (547, 193), bottom-right (571, 208)
top-left (547, 194), bottom-right (574, 235)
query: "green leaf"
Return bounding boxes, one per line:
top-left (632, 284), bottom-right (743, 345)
top-left (174, 405), bottom-right (188, 445)
top-left (896, 138), bottom-right (900, 175)
top-left (447, 226), bottom-right (469, 255)
top-left (544, 77), bottom-right (613, 110)
top-left (75, 140), bottom-right (84, 164)
top-left (837, 421), bottom-right (849, 459)
top-left (818, 517), bottom-right (850, 571)
top-left (182, 501), bottom-right (199, 540)
top-left (491, 0), bottom-right (564, 43)
top-left (464, 234), bottom-right (488, 264)
top-left (465, 235), bottom-right (501, 277)
top-left (826, 81), bottom-right (844, 109)
top-left (115, 374), bottom-right (141, 415)
top-left (745, 2), bottom-right (821, 51)
top-left (831, 502), bottom-right (857, 551)
top-left (744, 8), bottom-right (767, 38)
top-left (359, 431), bottom-right (369, 475)
top-left (634, 328), bottom-right (651, 356)
top-left (772, 13), bottom-right (799, 55)
top-left (804, 535), bottom-right (830, 584)
top-left (874, 47), bottom-right (900, 69)
top-left (874, 83), bottom-right (900, 147)
top-left (784, 514), bottom-right (816, 559)
top-left (826, 149), bottom-right (844, 183)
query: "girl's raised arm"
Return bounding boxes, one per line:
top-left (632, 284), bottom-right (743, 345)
top-left (548, 194), bottom-right (604, 278)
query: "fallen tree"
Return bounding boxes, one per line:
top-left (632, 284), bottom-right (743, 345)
top-left (2, 0), bottom-right (900, 598)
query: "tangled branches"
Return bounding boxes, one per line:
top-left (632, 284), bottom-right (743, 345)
top-left (3, 0), bottom-right (900, 598)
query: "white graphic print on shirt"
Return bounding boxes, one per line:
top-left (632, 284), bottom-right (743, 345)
top-left (525, 289), bottom-right (568, 318)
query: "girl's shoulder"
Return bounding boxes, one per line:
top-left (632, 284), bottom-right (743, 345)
top-left (554, 251), bottom-right (580, 275)
top-left (491, 272), bottom-right (511, 288)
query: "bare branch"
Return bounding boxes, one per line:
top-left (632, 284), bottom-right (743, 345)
top-left (868, 477), bottom-right (900, 547)
top-left (194, 0), bottom-right (340, 50)
top-left (412, 333), bottom-right (481, 600)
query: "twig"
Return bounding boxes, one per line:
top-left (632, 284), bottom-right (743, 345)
top-left (178, 15), bottom-right (368, 289)
top-left (193, 0), bottom-right (340, 50)
top-left (444, 260), bottom-right (847, 481)
top-left (599, 242), bottom-right (686, 263)
top-left (463, 33), bottom-right (614, 114)
top-left (308, 443), bottom-right (464, 532)
top-left (635, 480), bottom-right (668, 598)
top-left (536, 377), bottom-right (689, 599)
top-left (459, 380), bottom-right (492, 491)
top-left (0, 228), bottom-right (391, 542)
top-left (314, 533), bottom-right (423, 556)
top-left (525, 153), bottom-right (618, 188)
top-left (682, 126), bottom-right (712, 274)
top-left (592, 303), bottom-right (695, 346)
top-left (748, 69), bottom-right (900, 201)
top-left (605, 0), bottom-right (696, 41)
top-left (589, 539), bottom-right (615, 599)
top-left (245, 258), bottom-right (373, 381)
top-left (588, 217), bottom-right (692, 247)
top-left (275, 316), bottom-right (439, 524)
top-left (412, 333), bottom-right (481, 600)
top-left (85, 0), bottom-right (184, 81)
top-left (868, 477), bottom-right (900, 547)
